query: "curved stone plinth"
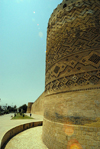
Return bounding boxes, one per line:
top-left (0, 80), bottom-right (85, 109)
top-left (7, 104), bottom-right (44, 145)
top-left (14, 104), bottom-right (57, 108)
top-left (42, 118), bottom-right (100, 149)
top-left (44, 89), bottom-right (100, 125)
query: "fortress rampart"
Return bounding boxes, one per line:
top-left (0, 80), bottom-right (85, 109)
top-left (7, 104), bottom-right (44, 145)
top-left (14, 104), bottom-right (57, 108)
top-left (27, 102), bottom-right (33, 113)
top-left (42, 0), bottom-right (100, 148)
top-left (31, 92), bottom-right (45, 115)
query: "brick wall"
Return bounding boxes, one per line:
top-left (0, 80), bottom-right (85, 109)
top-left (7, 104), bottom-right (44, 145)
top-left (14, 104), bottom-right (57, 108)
top-left (42, 0), bottom-right (100, 148)
top-left (42, 118), bottom-right (100, 149)
top-left (31, 92), bottom-right (45, 115)
top-left (27, 102), bottom-right (33, 113)
top-left (44, 89), bottom-right (100, 124)
top-left (42, 89), bottom-right (100, 148)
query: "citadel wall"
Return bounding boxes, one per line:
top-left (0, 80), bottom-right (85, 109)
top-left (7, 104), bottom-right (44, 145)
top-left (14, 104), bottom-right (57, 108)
top-left (42, 0), bottom-right (100, 148)
top-left (27, 102), bottom-right (33, 113)
top-left (31, 92), bottom-right (45, 115)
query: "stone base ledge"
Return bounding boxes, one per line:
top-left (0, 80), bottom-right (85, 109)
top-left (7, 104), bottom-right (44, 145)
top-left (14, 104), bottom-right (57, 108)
top-left (42, 118), bottom-right (100, 149)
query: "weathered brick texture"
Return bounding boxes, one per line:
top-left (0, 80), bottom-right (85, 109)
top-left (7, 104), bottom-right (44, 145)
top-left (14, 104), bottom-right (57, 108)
top-left (42, 118), bottom-right (100, 149)
top-left (27, 102), bottom-right (33, 113)
top-left (31, 92), bottom-right (45, 115)
top-left (42, 0), bottom-right (100, 148)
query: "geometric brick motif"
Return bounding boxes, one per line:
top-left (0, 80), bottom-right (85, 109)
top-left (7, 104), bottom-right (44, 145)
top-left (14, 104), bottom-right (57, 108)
top-left (89, 75), bottom-right (99, 84)
top-left (54, 66), bottom-right (60, 74)
top-left (45, 70), bottom-right (100, 92)
top-left (88, 54), bottom-right (100, 64)
top-left (45, 0), bottom-right (100, 94)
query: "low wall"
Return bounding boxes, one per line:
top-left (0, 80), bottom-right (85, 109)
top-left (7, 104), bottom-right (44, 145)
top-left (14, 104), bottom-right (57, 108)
top-left (42, 118), bottom-right (100, 149)
top-left (31, 92), bottom-right (45, 115)
top-left (42, 89), bottom-right (100, 148)
top-left (0, 121), bottom-right (43, 149)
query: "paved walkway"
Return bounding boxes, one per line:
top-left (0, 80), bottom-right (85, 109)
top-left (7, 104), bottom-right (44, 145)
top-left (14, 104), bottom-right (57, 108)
top-left (5, 126), bottom-right (48, 149)
top-left (0, 113), bottom-right (45, 148)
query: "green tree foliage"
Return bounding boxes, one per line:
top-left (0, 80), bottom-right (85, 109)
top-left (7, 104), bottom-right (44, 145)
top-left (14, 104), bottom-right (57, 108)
top-left (0, 105), bottom-right (17, 115)
top-left (19, 104), bottom-right (27, 113)
top-left (0, 106), bottom-right (3, 111)
top-left (7, 105), bottom-right (17, 113)
top-left (0, 106), bottom-right (3, 115)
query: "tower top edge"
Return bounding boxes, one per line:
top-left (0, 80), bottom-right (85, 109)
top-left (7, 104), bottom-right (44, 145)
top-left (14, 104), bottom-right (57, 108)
top-left (48, 0), bottom-right (100, 27)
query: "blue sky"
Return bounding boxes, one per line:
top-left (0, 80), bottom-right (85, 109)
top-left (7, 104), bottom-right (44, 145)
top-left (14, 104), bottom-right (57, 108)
top-left (0, 0), bottom-right (62, 107)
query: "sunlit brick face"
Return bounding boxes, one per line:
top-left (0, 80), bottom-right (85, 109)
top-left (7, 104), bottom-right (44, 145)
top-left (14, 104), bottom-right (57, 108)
top-left (42, 0), bottom-right (100, 149)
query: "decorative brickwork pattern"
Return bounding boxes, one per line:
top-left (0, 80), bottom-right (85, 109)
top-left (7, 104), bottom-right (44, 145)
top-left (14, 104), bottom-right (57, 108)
top-left (45, 0), bottom-right (100, 95)
top-left (42, 0), bottom-right (100, 148)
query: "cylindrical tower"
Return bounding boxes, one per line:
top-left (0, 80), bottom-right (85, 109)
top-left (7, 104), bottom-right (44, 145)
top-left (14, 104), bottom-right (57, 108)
top-left (27, 102), bottom-right (33, 113)
top-left (42, 0), bottom-right (100, 148)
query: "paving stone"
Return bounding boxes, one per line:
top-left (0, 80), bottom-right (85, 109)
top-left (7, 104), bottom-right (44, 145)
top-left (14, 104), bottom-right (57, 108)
top-left (5, 127), bottom-right (48, 149)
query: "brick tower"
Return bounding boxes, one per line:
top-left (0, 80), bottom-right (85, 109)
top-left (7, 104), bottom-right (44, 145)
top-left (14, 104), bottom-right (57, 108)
top-left (27, 102), bottom-right (33, 113)
top-left (42, 0), bottom-right (100, 148)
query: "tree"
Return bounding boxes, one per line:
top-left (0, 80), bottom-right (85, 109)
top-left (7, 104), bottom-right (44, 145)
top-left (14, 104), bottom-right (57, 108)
top-left (0, 106), bottom-right (3, 112)
top-left (7, 105), bottom-right (17, 113)
top-left (19, 104), bottom-right (27, 113)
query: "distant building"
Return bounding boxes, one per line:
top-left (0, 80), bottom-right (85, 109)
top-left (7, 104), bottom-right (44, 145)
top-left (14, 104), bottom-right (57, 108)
top-left (27, 102), bottom-right (33, 113)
